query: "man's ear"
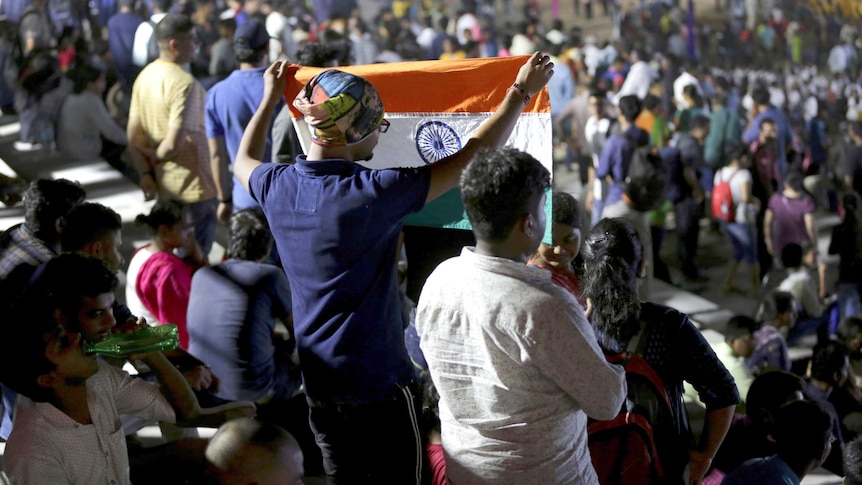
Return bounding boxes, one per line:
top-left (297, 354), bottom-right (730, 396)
top-left (637, 259), bottom-right (646, 278)
top-left (522, 214), bottom-right (535, 239)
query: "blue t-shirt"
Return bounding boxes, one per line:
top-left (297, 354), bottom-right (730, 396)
top-left (597, 125), bottom-right (651, 206)
top-left (249, 157), bottom-right (431, 404)
top-left (187, 260), bottom-right (297, 403)
top-left (205, 67), bottom-right (282, 211)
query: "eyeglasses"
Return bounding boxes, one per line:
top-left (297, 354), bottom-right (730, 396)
top-left (378, 119), bottom-right (390, 133)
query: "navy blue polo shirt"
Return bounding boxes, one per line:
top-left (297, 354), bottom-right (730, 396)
top-left (249, 156), bottom-right (431, 404)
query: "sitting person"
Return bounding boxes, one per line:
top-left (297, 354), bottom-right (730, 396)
top-left (126, 199), bottom-right (209, 349)
top-left (705, 370), bottom-right (805, 483)
top-left (202, 417), bottom-right (305, 485)
top-left (0, 253), bottom-right (202, 484)
top-left (56, 63), bottom-right (129, 177)
top-left (720, 399), bottom-right (835, 485)
top-left (746, 305), bottom-right (792, 375)
top-left (582, 217), bottom-right (739, 484)
top-left (187, 207), bottom-right (320, 475)
top-left (804, 340), bottom-right (859, 474)
top-left (716, 316), bottom-right (758, 412)
top-left (778, 242), bottom-right (836, 344)
top-left (527, 190), bottom-right (585, 304)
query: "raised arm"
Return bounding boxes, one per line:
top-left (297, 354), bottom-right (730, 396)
top-left (425, 52), bottom-right (554, 202)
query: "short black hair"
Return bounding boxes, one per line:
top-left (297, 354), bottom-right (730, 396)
top-left (810, 340), bottom-right (849, 385)
top-left (751, 86), bottom-right (771, 106)
top-left (0, 254), bottom-right (118, 402)
top-left (156, 13), bottom-right (195, 44)
top-left (227, 208), bottom-right (273, 262)
top-left (24, 178), bottom-right (86, 242)
top-left (552, 191), bottom-right (582, 229)
top-left (618, 94), bottom-right (642, 122)
top-left (745, 369), bottom-right (804, 425)
top-left (780, 242), bottom-right (803, 269)
top-left (642, 94), bottom-right (660, 111)
top-left (691, 114), bottom-right (711, 131)
top-left (68, 63), bottom-right (104, 94)
top-left (61, 202), bottom-right (122, 253)
top-left (460, 147), bottom-right (550, 242)
top-left (775, 400), bottom-right (833, 468)
top-left (725, 315), bottom-right (759, 343)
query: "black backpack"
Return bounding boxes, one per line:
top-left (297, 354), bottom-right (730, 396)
top-left (588, 322), bottom-right (683, 485)
top-left (146, 20), bottom-right (159, 64)
top-left (623, 137), bottom-right (667, 212)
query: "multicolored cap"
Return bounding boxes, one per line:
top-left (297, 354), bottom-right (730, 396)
top-left (293, 70), bottom-right (385, 147)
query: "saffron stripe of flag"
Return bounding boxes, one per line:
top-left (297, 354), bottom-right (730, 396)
top-left (283, 56), bottom-right (553, 235)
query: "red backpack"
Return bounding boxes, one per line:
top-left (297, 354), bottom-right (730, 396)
top-left (711, 169), bottom-right (740, 222)
top-left (587, 323), bottom-right (682, 485)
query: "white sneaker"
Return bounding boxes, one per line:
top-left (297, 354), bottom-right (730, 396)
top-left (13, 141), bottom-right (41, 152)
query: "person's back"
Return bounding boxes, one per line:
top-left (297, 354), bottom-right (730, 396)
top-left (205, 19), bottom-right (282, 215)
top-left (106, 0), bottom-right (143, 92)
top-left (417, 148), bottom-right (626, 484)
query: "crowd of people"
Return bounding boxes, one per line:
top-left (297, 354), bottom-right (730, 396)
top-left (2, 0), bottom-right (862, 483)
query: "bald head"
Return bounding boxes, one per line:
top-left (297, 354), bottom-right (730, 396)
top-left (206, 418), bottom-right (304, 485)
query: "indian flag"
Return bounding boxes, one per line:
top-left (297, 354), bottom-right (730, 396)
top-left (283, 56), bottom-right (553, 237)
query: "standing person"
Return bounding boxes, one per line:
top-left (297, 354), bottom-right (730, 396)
top-left (127, 14), bottom-right (219, 255)
top-left (106, 0), bottom-right (144, 96)
top-left (596, 94), bottom-right (655, 298)
top-left (763, 170), bottom-right (817, 274)
top-left (232, 55), bottom-right (554, 483)
top-left (417, 147), bottom-right (626, 483)
top-left (205, 19), bottom-right (281, 225)
top-left (582, 217), bottom-right (739, 484)
top-left (715, 145), bottom-right (760, 294)
top-left (583, 89), bottom-right (615, 227)
top-left (675, 114), bottom-right (711, 287)
top-left (743, 85), bottom-right (793, 185)
top-left (131, 0), bottom-right (172, 68)
top-left (704, 92), bottom-right (742, 173)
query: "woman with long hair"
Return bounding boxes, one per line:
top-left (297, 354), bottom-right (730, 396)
top-left (582, 217), bottom-right (739, 484)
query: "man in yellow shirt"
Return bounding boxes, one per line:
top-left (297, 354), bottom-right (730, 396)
top-left (127, 14), bottom-right (218, 254)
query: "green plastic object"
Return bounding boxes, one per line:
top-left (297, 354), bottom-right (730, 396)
top-left (83, 324), bottom-right (179, 357)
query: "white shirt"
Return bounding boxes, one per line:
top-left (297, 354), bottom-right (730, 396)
top-left (714, 166), bottom-right (754, 224)
top-left (778, 267), bottom-right (824, 318)
top-left (4, 360), bottom-right (175, 484)
top-left (417, 248), bottom-right (626, 485)
top-left (132, 13), bottom-right (167, 67)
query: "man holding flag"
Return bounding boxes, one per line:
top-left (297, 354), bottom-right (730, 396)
top-left (234, 55), bottom-right (554, 483)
